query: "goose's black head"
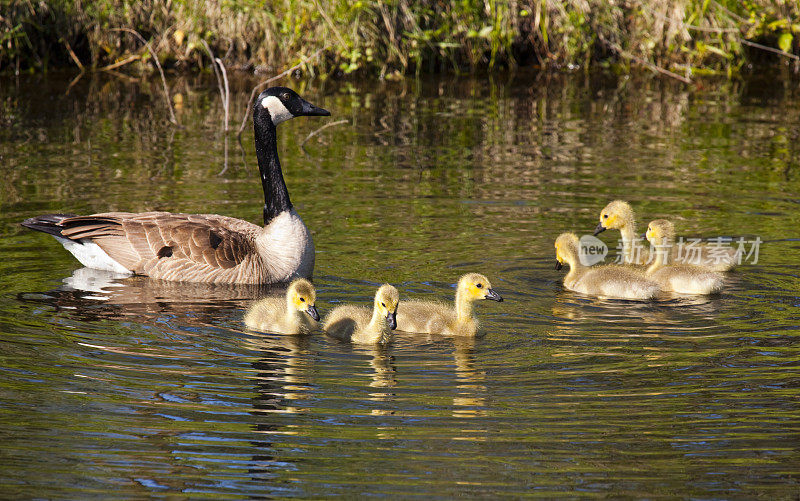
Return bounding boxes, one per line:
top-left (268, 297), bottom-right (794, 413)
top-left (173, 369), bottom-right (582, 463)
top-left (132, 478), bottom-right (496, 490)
top-left (254, 87), bottom-right (330, 127)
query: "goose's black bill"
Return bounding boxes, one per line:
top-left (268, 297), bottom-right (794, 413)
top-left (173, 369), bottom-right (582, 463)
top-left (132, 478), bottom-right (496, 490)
top-left (555, 260), bottom-right (563, 270)
top-left (593, 222), bottom-right (606, 236)
top-left (300, 99), bottom-right (330, 117)
top-left (485, 288), bottom-right (503, 302)
top-left (386, 310), bottom-right (397, 330)
top-left (307, 305), bottom-right (320, 322)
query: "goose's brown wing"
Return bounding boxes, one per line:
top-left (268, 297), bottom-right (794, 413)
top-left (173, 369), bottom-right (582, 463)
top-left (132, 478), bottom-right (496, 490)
top-left (59, 212), bottom-right (260, 278)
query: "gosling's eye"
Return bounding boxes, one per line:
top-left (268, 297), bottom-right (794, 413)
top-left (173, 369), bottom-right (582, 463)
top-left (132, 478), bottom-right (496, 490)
top-left (603, 214), bottom-right (608, 219)
top-left (381, 302), bottom-right (386, 308)
top-left (300, 297), bottom-right (305, 303)
top-left (476, 283), bottom-right (483, 289)
top-left (281, 92), bottom-right (290, 101)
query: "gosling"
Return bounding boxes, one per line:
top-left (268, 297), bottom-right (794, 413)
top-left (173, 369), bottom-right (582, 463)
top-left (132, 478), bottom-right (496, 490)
top-left (594, 200), bottom-right (737, 271)
top-left (555, 232), bottom-right (660, 300)
top-left (395, 273), bottom-right (502, 336)
top-left (593, 200), bottom-right (648, 265)
top-left (244, 278), bottom-right (320, 334)
top-left (323, 284), bottom-right (399, 344)
top-left (644, 219), bottom-right (724, 295)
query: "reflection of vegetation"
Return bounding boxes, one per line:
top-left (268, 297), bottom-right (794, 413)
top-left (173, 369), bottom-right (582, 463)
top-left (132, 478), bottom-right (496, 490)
top-left (2, 71), bottom-right (799, 285)
top-left (2, 73), bottom-right (800, 499)
top-left (1, 1), bottom-right (799, 77)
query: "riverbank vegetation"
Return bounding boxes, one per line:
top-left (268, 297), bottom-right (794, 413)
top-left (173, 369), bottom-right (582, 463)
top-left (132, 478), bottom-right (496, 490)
top-left (2, 1), bottom-right (798, 80)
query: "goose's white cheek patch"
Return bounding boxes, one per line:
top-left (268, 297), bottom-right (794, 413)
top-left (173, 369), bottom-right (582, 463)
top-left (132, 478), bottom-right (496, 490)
top-left (261, 96), bottom-right (293, 125)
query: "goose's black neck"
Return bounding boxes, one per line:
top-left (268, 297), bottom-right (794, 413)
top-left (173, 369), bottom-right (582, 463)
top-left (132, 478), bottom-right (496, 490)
top-left (254, 118), bottom-right (292, 225)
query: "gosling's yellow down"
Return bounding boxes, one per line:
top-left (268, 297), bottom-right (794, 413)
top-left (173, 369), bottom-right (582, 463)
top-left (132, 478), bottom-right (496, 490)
top-left (244, 278), bottom-right (320, 334)
top-left (323, 284), bottom-right (399, 344)
top-left (645, 219), bottom-right (724, 295)
top-left (594, 200), bottom-right (737, 271)
top-left (555, 232), bottom-right (660, 300)
top-left (593, 200), bottom-right (648, 265)
top-left (396, 273), bottom-right (503, 336)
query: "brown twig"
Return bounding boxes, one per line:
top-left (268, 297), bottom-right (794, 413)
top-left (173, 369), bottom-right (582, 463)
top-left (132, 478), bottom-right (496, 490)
top-left (301, 119), bottom-right (348, 149)
top-left (740, 39), bottom-right (800, 61)
top-left (65, 71), bottom-right (85, 96)
top-left (97, 54), bottom-right (140, 72)
top-left (110, 27), bottom-right (178, 125)
top-left (201, 40), bottom-right (230, 132)
top-left (312, 0), bottom-right (348, 49)
top-left (236, 45), bottom-right (330, 139)
top-left (602, 38), bottom-right (692, 84)
top-left (685, 24), bottom-right (739, 34)
top-left (216, 57), bottom-right (230, 132)
top-left (62, 39), bottom-right (84, 71)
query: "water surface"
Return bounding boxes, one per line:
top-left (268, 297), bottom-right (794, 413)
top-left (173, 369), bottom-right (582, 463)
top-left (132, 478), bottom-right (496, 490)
top-left (1, 70), bottom-right (799, 498)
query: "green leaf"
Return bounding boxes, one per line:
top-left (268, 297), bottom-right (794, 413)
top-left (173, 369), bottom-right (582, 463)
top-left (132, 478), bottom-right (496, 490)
top-left (778, 32), bottom-right (793, 53)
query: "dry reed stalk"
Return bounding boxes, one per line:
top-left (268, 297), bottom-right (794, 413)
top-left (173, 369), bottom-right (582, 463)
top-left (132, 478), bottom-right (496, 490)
top-left (201, 40), bottom-right (230, 132)
top-left (110, 27), bottom-right (178, 125)
top-left (301, 119), bottom-right (348, 149)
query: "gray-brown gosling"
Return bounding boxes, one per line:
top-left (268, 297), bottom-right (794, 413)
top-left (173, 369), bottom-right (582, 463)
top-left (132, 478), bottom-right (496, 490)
top-left (594, 200), bottom-right (737, 271)
top-left (244, 278), bottom-right (320, 334)
top-left (323, 284), bottom-right (399, 344)
top-left (555, 232), bottom-right (661, 300)
top-left (644, 219), bottom-right (724, 295)
top-left (395, 273), bottom-right (503, 336)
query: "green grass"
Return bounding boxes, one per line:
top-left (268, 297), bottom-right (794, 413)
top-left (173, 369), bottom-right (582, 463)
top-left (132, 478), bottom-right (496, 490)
top-left (1, 0), bottom-right (798, 78)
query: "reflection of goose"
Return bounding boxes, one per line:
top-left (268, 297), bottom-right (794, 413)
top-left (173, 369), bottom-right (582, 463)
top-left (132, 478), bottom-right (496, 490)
top-left (594, 200), bottom-right (737, 271)
top-left (451, 337), bottom-right (487, 419)
top-left (19, 266), bottom-right (276, 330)
top-left (244, 278), bottom-right (320, 334)
top-left (396, 273), bottom-right (502, 336)
top-left (245, 332), bottom-right (314, 416)
top-left (323, 285), bottom-right (399, 344)
top-left (21, 87), bottom-right (329, 284)
top-left (645, 220), bottom-right (724, 295)
top-left (358, 345), bottom-right (396, 391)
top-left (555, 232), bottom-right (660, 300)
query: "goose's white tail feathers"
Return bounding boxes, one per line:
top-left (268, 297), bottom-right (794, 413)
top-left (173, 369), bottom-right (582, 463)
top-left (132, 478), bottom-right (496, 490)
top-left (54, 237), bottom-right (133, 275)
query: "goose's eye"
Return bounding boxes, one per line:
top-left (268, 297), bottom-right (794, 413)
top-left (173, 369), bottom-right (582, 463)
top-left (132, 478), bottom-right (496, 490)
top-left (603, 214), bottom-right (608, 219)
top-left (300, 297), bottom-right (305, 303)
top-left (381, 302), bottom-right (386, 308)
top-left (476, 283), bottom-right (483, 289)
top-left (281, 92), bottom-right (290, 101)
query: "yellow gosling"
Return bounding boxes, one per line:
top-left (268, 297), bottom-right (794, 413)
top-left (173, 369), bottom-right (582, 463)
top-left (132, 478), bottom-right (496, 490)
top-left (555, 232), bottom-right (660, 300)
top-left (244, 278), bottom-right (320, 334)
top-left (594, 200), bottom-right (647, 265)
top-left (396, 273), bottom-right (503, 336)
top-left (645, 220), bottom-right (724, 295)
top-left (323, 284), bottom-right (399, 344)
top-left (595, 200), bottom-right (738, 271)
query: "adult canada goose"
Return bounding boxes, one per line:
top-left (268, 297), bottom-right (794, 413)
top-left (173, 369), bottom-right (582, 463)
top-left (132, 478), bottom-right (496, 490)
top-left (323, 284), bottom-right (399, 344)
top-left (244, 278), bottom-right (320, 334)
top-left (555, 232), bottom-right (660, 300)
top-left (644, 220), bottom-right (724, 294)
top-left (593, 200), bottom-right (737, 271)
top-left (395, 273), bottom-right (503, 336)
top-left (20, 87), bottom-right (329, 284)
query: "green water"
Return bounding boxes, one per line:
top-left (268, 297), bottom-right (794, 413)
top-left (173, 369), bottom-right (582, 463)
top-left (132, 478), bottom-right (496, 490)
top-left (1, 70), bottom-right (799, 498)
